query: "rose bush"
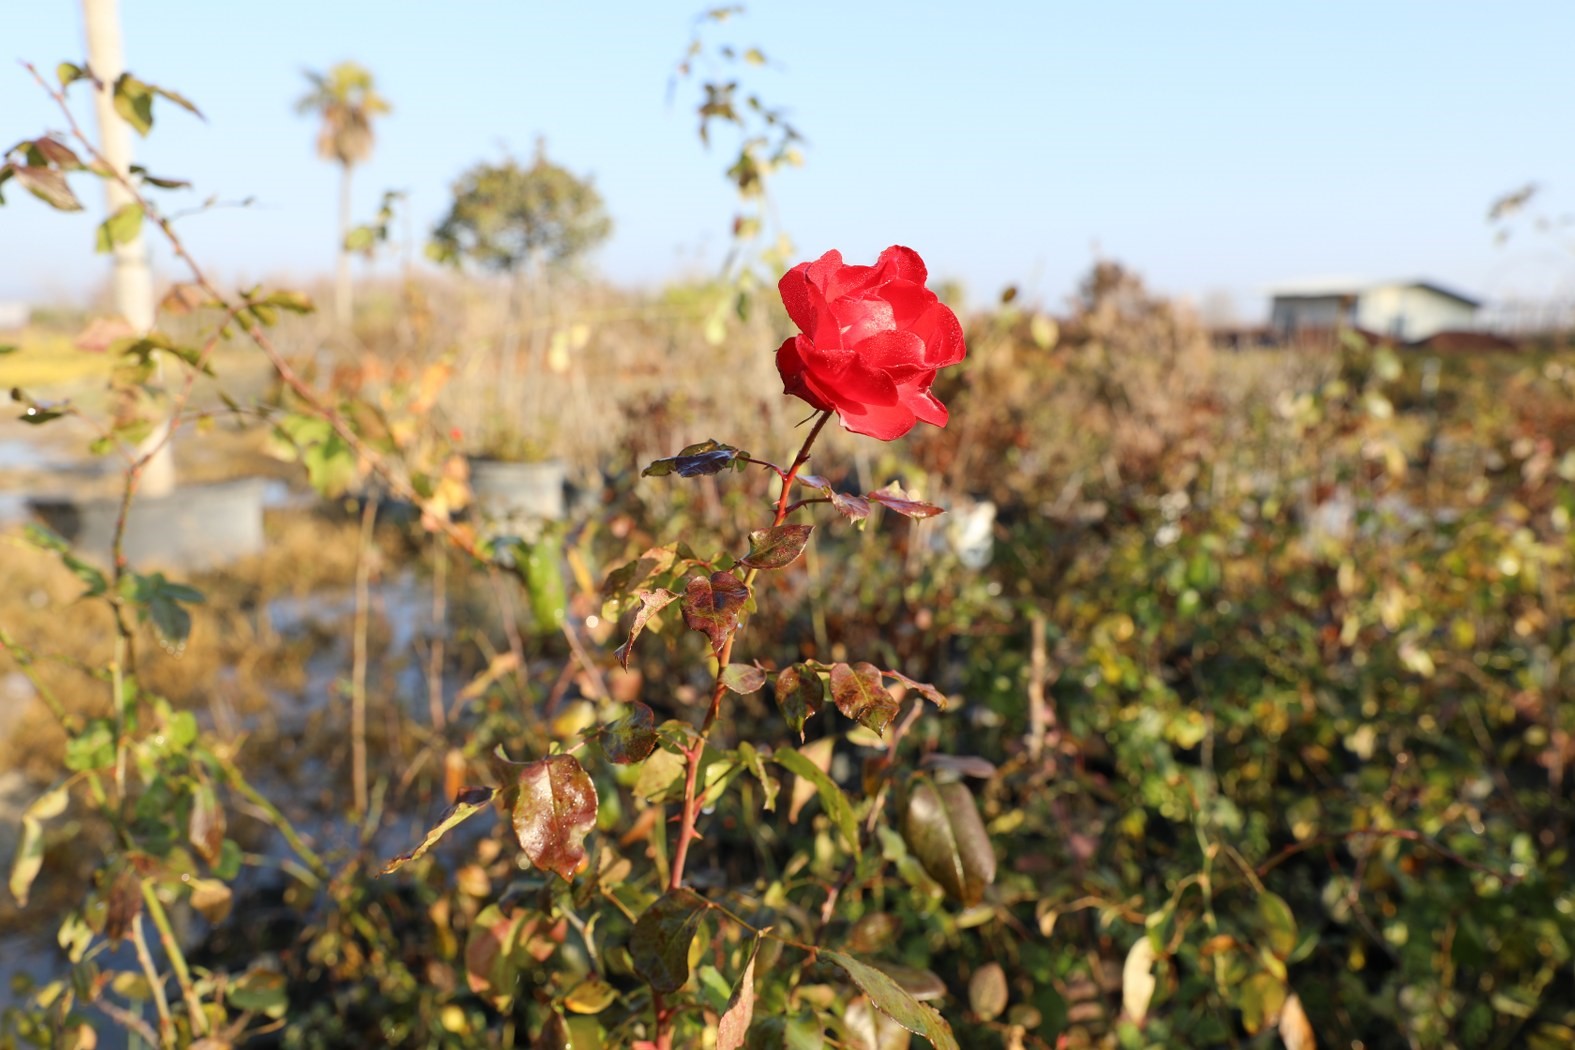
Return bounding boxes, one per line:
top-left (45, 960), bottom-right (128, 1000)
top-left (776, 245), bottom-right (967, 440)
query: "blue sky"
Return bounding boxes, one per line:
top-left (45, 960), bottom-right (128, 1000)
top-left (4, 1), bottom-right (1574, 319)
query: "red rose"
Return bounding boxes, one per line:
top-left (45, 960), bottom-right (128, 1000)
top-left (775, 246), bottom-right (966, 441)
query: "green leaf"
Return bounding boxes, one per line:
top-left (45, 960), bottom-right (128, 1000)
top-left (147, 82), bottom-right (204, 120)
top-left (738, 524), bottom-right (812, 570)
top-left (1238, 971), bottom-right (1286, 1035)
top-left (631, 888), bottom-right (708, 994)
top-left (95, 203), bottom-right (144, 253)
top-left (735, 741), bottom-right (778, 812)
top-left (112, 74), bottom-right (155, 136)
top-left (901, 777), bottom-right (995, 905)
top-left (681, 571), bottom-right (749, 653)
top-left (720, 664), bottom-right (766, 695)
top-left (381, 786), bottom-right (496, 874)
top-left (830, 662), bottom-right (899, 735)
top-left (822, 951), bottom-right (959, 1050)
top-left (229, 966), bottom-right (289, 1018)
top-left (775, 663), bottom-right (824, 740)
top-left (23, 523), bottom-right (107, 596)
top-left (8, 784), bottom-right (69, 906)
top-left (127, 571), bottom-right (204, 647)
top-left (10, 166), bottom-right (83, 211)
top-left (512, 755), bottom-right (598, 881)
top-left (1257, 891), bottom-right (1298, 958)
top-left (718, 934), bottom-right (763, 1050)
top-left (57, 62), bottom-right (86, 88)
top-left (596, 702), bottom-right (658, 764)
top-left (775, 746), bottom-right (859, 856)
top-left (615, 588), bottom-right (678, 669)
top-left (642, 439), bottom-right (746, 478)
top-left (0, 345), bottom-right (16, 356)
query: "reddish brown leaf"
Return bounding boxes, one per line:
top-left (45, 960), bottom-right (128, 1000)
top-left (718, 935), bottom-right (763, 1050)
top-left (831, 661), bottom-right (899, 735)
top-left (631, 888), bottom-right (709, 993)
top-left (902, 776), bottom-right (996, 905)
top-left (831, 492), bottom-right (873, 522)
top-left (616, 587), bottom-right (678, 669)
top-left (775, 663), bottom-right (824, 739)
top-left (104, 867), bottom-right (142, 945)
top-left (883, 669), bottom-right (949, 710)
top-left (738, 524), bottom-right (813, 570)
top-left (28, 136), bottom-right (84, 170)
top-left (11, 165), bottom-right (82, 211)
top-left (187, 781), bottom-right (225, 865)
top-left (681, 571), bottom-right (749, 653)
top-left (867, 488), bottom-right (944, 519)
top-left (513, 756), bottom-right (599, 882)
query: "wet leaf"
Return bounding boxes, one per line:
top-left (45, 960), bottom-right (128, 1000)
top-left (717, 934), bottom-right (763, 1050)
top-left (513, 756), bottom-right (598, 882)
top-left (775, 746), bottom-right (859, 855)
top-left (615, 588), bottom-right (677, 669)
top-left (830, 662), bottom-right (898, 735)
top-left (775, 663), bottom-right (824, 740)
top-left (95, 203), bottom-right (144, 253)
top-left (867, 487), bottom-right (943, 519)
top-left (631, 888), bottom-right (708, 994)
top-left (720, 664), bottom-right (766, 694)
top-left (11, 166), bottom-right (82, 211)
top-left (901, 777), bottom-right (995, 905)
top-left (382, 786), bottom-right (496, 874)
top-left (597, 702), bottom-right (658, 764)
top-left (968, 963), bottom-right (1008, 1021)
top-left (738, 524), bottom-right (812, 569)
top-left (643, 439), bottom-right (746, 478)
top-left (681, 571), bottom-right (749, 653)
top-left (822, 951), bottom-right (959, 1050)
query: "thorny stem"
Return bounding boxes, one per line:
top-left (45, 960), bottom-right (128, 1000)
top-left (659, 410), bottom-right (833, 1045)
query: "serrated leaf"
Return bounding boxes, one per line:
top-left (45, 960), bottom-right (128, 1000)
top-left (738, 524), bottom-right (812, 570)
top-left (597, 702), bottom-right (658, 764)
top-left (513, 756), bottom-right (598, 881)
top-left (775, 746), bottom-right (859, 855)
top-left (901, 777), bottom-right (995, 905)
top-left (681, 571), bottom-right (749, 653)
top-left (883, 669), bottom-right (948, 710)
top-left (382, 786), bottom-right (496, 874)
top-left (832, 491), bottom-right (873, 522)
top-left (830, 662), bottom-right (898, 735)
top-left (720, 664), bottom-right (766, 694)
top-left (95, 203), bottom-right (144, 253)
top-left (718, 935), bottom-right (762, 1050)
top-left (775, 663), bottom-right (824, 740)
top-left (642, 439), bottom-right (745, 478)
top-left (11, 166), bottom-right (82, 211)
top-left (631, 888), bottom-right (708, 994)
top-left (867, 488), bottom-right (943, 519)
top-left (822, 951), bottom-right (959, 1050)
top-left (615, 588), bottom-right (678, 669)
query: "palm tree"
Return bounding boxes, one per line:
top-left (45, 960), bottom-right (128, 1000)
top-left (295, 62), bottom-right (390, 329)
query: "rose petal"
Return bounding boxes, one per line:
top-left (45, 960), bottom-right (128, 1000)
top-left (855, 330), bottom-right (928, 382)
top-left (912, 303), bottom-right (967, 368)
top-left (833, 297), bottom-right (896, 348)
top-left (779, 267), bottom-right (845, 349)
top-left (875, 245), bottom-right (928, 286)
top-left (907, 387), bottom-right (950, 428)
top-left (879, 281), bottom-right (936, 331)
top-left (835, 399), bottom-right (918, 441)
top-left (777, 337), bottom-right (835, 413)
